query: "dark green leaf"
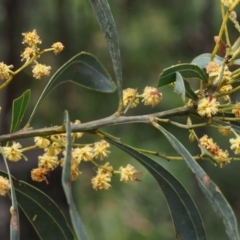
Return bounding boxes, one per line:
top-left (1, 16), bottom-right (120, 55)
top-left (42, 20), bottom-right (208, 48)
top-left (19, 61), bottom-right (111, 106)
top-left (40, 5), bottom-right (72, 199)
top-left (0, 170), bottom-right (75, 240)
top-left (154, 124), bottom-right (240, 240)
top-left (158, 63), bottom-right (207, 87)
top-left (106, 138), bottom-right (206, 240)
top-left (0, 150), bottom-right (20, 240)
top-left (10, 90), bottom-right (31, 133)
top-left (62, 111), bottom-right (88, 240)
top-left (89, 0), bottom-right (123, 107)
top-left (191, 53), bottom-right (224, 69)
top-left (184, 80), bottom-right (199, 100)
top-left (28, 52), bottom-right (116, 124)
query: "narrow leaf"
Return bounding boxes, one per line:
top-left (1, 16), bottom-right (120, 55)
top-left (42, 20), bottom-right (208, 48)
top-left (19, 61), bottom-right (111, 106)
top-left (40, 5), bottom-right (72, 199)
top-left (0, 170), bottom-right (75, 240)
top-left (28, 52), bottom-right (116, 124)
top-left (106, 138), bottom-right (206, 240)
top-left (62, 111), bottom-right (88, 240)
top-left (10, 90), bottom-right (31, 133)
top-left (154, 124), bottom-right (240, 240)
top-left (158, 63), bottom-right (207, 87)
top-left (0, 149), bottom-right (20, 240)
top-left (89, 0), bottom-right (123, 108)
top-left (191, 53), bottom-right (224, 69)
top-left (184, 80), bottom-right (198, 100)
top-left (174, 72), bottom-right (186, 102)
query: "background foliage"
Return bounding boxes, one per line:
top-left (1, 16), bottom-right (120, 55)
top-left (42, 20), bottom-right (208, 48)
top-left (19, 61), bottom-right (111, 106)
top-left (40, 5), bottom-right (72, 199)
top-left (0, 0), bottom-right (239, 239)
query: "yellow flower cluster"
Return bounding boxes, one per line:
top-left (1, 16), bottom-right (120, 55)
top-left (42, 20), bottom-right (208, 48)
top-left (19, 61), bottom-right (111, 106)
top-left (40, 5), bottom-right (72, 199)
top-left (230, 136), bottom-right (240, 154)
top-left (0, 176), bottom-right (10, 196)
top-left (221, 0), bottom-right (239, 8)
top-left (122, 86), bottom-right (162, 109)
top-left (199, 135), bottom-right (229, 166)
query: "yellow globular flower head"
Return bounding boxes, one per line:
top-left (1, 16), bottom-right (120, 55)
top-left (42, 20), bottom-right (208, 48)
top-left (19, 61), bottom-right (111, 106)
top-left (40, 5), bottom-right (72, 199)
top-left (38, 154), bottom-right (59, 171)
top-left (75, 145), bottom-right (94, 162)
top-left (93, 140), bottom-right (110, 160)
top-left (21, 47), bottom-right (37, 62)
top-left (3, 142), bottom-right (23, 162)
top-left (34, 136), bottom-right (50, 148)
top-left (50, 133), bottom-right (66, 144)
top-left (44, 142), bottom-right (63, 156)
top-left (142, 86), bottom-right (162, 107)
top-left (230, 136), bottom-right (240, 154)
top-left (232, 102), bottom-right (240, 117)
top-left (221, 0), bottom-right (239, 8)
top-left (51, 42), bottom-right (64, 54)
top-left (91, 170), bottom-right (112, 190)
top-left (219, 84), bottom-right (232, 101)
top-left (98, 162), bottom-right (113, 176)
top-left (32, 63), bottom-right (51, 79)
top-left (31, 168), bottom-right (48, 182)
top-left (119, 164), bottom-right (141, 182)
top-left (218, 127), bottom-right (232, 136)
top-left (0, 62), bottom-right (13, 81)
top-left (22, 29), bottom-right (42, 46)
top-left (0, 176), bottom-right (10, 196)
top-left (123, 88), bottom-right (139, 108)
top-left (206, 61), bottom-right (232, 84)
top-left (197, 97), bottom-right (219, 117)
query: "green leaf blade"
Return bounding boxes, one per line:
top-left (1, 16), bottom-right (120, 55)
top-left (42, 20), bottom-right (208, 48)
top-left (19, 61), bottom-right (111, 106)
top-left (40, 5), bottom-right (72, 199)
top-left (28, 52), bottom-right (115, 124)
top-left (62, 111), bottom-right (88, 240)
top-left (191, 53), bottom-right (224, 69)
top-left (89, 0), bottom-right (123, 107)
top-left (155, 124), bottom-right (240, 240)
top-left (106, 139), bottom-right (206, 240)
top-left (10, 90), bottom-right (31, 133)
top-left (158, 63), bottom-right (207, 87)
top-left (174, 72), bottom-right (186, 102)
top-left (0, 170), bottom-right (75, 240)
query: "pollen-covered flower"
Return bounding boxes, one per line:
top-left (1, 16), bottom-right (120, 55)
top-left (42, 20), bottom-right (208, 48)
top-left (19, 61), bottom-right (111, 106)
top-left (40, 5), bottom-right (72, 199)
top-left (74, 145), bottom-right (94, 162)
top-left (51, 42), bottom-right (64, 54)
top-left (98, 162), bottom-right (113, 176)
top-left (38, 154), bottom-right (59, 171)
top-left (93, 140), bottom-right (110, 160)
top-left (142, 86), bottom-right (162, 107)
top-left (34, 137), bottom-right (50, 148)
top-left (123, 88), bottom-right (139, 108)
top-left (232, 102), bottom-right (240, 117)
top-left (218, 127), bottom-right (232, 136)
top-left (31, 168), bottom-right (48, 182)
top-left (206, 61), bottom-right (232, 84)
top-left (44, 142), bottom-right (63, 156)
top-left (197, 97), bottom-right (219, 117)
top-left (32, 63), bottom-right (51, 79)
top-left (219, 84), bottom-right (233, 101)
top-left (119, 164), bottom-right (141, 182)
top-left (3, 142), bottom-right (23, 162)
top-left (21, 47), bottom-right (37, 62)
top-left (50, 134), bottom-right (66, 144)
top-left (91, 172), bottom-right (111, 190)
top-left (221, 0), bottom-right (238, 8)
top-left (0, 176), bottom-right (10, 196)
top-left (22, 29), bottom-right (42, 46)
top-left (230, 136), bottom-right (240, 154)
top-left (0, 62), bottom-right (13, 80)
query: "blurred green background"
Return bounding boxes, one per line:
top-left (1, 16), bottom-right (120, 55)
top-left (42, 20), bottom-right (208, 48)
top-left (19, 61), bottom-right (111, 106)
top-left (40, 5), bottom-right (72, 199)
top-left (0, 0), bottom-right (240, 239)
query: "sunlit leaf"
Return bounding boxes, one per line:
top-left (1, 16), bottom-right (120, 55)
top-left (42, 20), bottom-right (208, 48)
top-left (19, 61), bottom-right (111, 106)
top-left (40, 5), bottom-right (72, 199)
top-left (158, 63), bottom-right (207, 87)
top-left (28, 52), bottom-right (116, 124)
top-left (154, 124), bottom-right (240, 240)
top-left (191, 53), bottom-right (224, 69)
top-left (10, 90), bottom-right (31, 133)
top-left (62, 111), bottom-right (88, 240)
top-left (0, 150), bottom-right (20, 240)
top-left (0, 170), bottom-right (75, 240)
top-left (174, 72), bottom-right (185, 102)
top-left (106, 138), bottom-right (206, 240)
top-left (89, 0), bottom-right (123, 107)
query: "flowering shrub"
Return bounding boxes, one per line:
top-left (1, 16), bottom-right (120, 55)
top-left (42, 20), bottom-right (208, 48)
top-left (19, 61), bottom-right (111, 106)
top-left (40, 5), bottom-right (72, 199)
top-left (1, 0), bottom-right (240, 239)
